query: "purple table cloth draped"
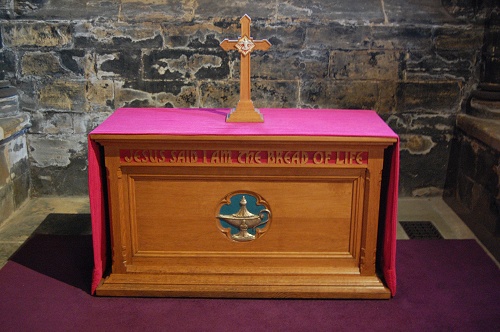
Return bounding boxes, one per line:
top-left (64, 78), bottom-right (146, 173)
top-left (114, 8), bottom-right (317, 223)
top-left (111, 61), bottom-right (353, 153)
top-left (88, 108), bottom-right (399, 296)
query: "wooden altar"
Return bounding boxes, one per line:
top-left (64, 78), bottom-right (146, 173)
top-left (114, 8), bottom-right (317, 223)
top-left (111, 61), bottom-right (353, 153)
top-left (88, 108), bottom-right (399, 299)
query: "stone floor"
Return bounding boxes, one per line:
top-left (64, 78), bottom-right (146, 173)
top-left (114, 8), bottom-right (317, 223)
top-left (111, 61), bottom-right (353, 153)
top-left (0, 197), bottom-right (90, 269)
top-left (0, 196), bottom-right (498, 269)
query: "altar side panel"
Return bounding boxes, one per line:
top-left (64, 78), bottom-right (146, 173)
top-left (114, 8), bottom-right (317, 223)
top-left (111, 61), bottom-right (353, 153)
top-left (130, 177), bottom-right (358, 254)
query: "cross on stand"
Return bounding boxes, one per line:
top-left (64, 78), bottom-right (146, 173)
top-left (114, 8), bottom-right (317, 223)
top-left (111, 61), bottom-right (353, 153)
top-left (220, 14), bottom-right (271, 122)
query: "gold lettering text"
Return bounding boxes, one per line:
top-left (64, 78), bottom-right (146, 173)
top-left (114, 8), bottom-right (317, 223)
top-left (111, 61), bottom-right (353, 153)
top-left (313, 151), bottom-right (324, 164)
top-left (301, 151), bottom-right (308, 164)
top-left (211, 150), bottom-right (220, 163)
top-left (134, 150), bottom-right (142, 163)
top-left (336, 152), bottom-right (343, 164)
top-left (238, 151), bottom-right (262, 164)
top-left (325, 151), bottom-right (332, 164)
top-left (276, 151), bottom-right (285, 164)
top-left (149, 150), bottom-right (158, 163)
top-left (268, 151), bottom-right (275, 163)
top-left (220, 150), bottom-right (231, 164)
top-left (169, 151), bottom-right (178, 163)
top-left (124, 150), bottom-right (133, 163)
top-left (356, 152), bottom-right (363, 164)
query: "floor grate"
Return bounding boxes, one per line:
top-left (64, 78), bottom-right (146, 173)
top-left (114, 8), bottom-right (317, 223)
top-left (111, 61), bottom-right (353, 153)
top-left (400, 221), bottom-right (444, 239)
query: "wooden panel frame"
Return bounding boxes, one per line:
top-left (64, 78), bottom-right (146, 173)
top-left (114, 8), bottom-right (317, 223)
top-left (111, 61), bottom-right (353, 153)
top-left (93, 135), bottom-right (395, 298)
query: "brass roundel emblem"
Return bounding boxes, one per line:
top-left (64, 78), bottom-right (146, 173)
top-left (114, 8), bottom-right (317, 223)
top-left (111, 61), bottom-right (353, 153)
top-left (216, 191), bottom-right (271, 242)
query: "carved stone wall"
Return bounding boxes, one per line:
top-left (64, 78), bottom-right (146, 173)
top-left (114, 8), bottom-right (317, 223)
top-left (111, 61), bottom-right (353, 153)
top-left (0, 0), bottom-right (496, 196)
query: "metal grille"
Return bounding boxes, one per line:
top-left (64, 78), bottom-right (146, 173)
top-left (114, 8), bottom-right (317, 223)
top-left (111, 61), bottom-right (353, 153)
top-left (400, 221), bottom-right (444, 239)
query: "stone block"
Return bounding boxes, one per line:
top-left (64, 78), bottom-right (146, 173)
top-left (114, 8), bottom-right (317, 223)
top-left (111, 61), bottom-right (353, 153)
top-left (383, 0), bottom-right (458, 24)
top-left (153, 84), bottom-right (198, 108)
top-left (386, 112), bottom-right (455, 137)
top-left (0, 143), bottom-right (9, 186)
top-left (0, 95), bottom-right (19, 117)
top-left (0, 84), bottom-right (16, 98)
top-left (482, 56), bottom-right (500, 84)
top-left (163, 23), bottom-right (226, 49)
top-left (484, 27), bottom-right (500, 54)
top-left (28, 135), bottom-right (86, 168)
top-left (21, 52), bottom-right (67, 77)
top-left (474, 138), bottom-right (499, 193)
top-left (264, 24), bottom-right (306, 50)
top-left (74, 22), bottom-right (163, 51)
top-left (386, 112), bottom-right (455, 196)
top-left (371, 25), bottom-right (433, 51)
top-left (38, 80), bottom-right (86, 111)
top-left (8, 134), bottom-right (31, 175)
top-left (457, 136), bottom-right (477, 180)
top-left (305, 23), bottom-right (372, 50)
top-left (113, 85), bottom-right (154, 109)
top-left (376, 82), bottom-right (398, 114)
top-left (194, 0), bottom-right (275, 20)
top-left (0, 49), bottom-right (16, 80)
top-left (390, 114), bottom-right (455, 155)
top-left (114, 80), bottom-right (198, 109)
top-left (405, 50), bottom-right (477, 81)
top-left (14, 0), bottom-right (119, 19)
top-left (252, 50), bottom-right (329, 80)
top-left (73, 111), bottom-right (112, 135)
top-left (143, 49), bottom-right (229, 81)
top-left (468, 180), bottom-right (498, 233)
top-left (94, 50), bottom-right (142, 80)
top-left (30, 154), bottom-right (89, 196)
top-left (185, 31), bottom-right (223, 49)
top-left (329, 50), bottom-right (402, 81)
top-left (396, 82), bottom-right (462, 113)
top-left (11, 158), bottom-right (30, 208)
top-left (85, 80), bottom-right (114, 112)
top-left (433, 26), bottom-right (484, 51)
top-left (28, 133), bottom-right (88, 195)
top-left (30, 110), bottom-right (73, 134)
top-left (0, 132), bottom-right (29, 217)
top-left (251, 80), bottom-right (299, 109)
top-left (120, 0), bottom-right (194, 22)
top-left (399, 142), bottom-right (452, 197)
top-left (59, 50), bottom-right (86, 76)
top-left (400, 134), bottom-right (437, 155)
top-left (300, 80), bottom-right (379, 110)
top-left (15, 81), bottom-right (37, 112)
top-left (276, 0), bottom-right (384, 23)
top-left (199, 81), bottom-right (239, 109)
top-left (2, 22), bottom-right (71, 48)
top-left (0, 185), bottom-right (14, 223)
top-left (0, 0), bottom-right (13, 19)
top-left (441, 0), bottom-right (486, 20)
top-left (456, 169), bottom-right (475, 210)
top-left (125, 80), bottom-right (191, 96)
top-left (200, 79), bottom-right (298, 110)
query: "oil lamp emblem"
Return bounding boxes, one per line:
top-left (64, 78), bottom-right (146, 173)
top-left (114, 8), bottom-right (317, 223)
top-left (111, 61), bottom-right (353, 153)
top-left (216, 193), bottom-right (271, 242)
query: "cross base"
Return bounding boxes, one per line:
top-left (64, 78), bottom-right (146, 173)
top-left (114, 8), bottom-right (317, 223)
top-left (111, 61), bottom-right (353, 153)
top-left (226, 100), bottom-right (264, 123)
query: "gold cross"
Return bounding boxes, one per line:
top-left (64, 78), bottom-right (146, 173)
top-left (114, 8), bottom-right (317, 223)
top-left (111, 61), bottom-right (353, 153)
top-left (220, 14), bottom-right (271, 122)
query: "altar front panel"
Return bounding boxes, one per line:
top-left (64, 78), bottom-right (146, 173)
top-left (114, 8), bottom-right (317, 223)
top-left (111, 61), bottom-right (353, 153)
top-left (92, 135), bottom-right (394, 298)
top-left (125, 169), bottom-right (362, 273)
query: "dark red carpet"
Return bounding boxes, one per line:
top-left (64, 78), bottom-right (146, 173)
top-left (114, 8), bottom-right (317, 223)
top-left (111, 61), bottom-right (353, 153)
top-left (0, 235), bottom-right (498, 331)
